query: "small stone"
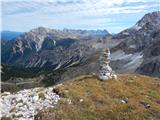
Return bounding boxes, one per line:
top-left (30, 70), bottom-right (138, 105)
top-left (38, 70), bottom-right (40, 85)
top-left (67, 99), bottom-right (72, 104)
top-left (112, 74), bottom-right (117, 80)
top-left (140, 101), bottom-right (150, 108)
top-left (121, 100), bottom-right (126, 104)
top-left (120, 98), bottom-right (128, 104)
top-left (2, 92), bottom-right (11, 96)
top-left (56, 84), bottom-right (63, 87)
top-left (79, 99), bottom-right (83, 102)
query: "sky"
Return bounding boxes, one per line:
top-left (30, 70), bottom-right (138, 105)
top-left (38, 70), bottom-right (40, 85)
top-left (1, 0), bottom-right (160, 33)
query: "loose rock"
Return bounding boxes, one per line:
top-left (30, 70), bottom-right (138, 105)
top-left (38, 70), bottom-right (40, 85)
top-left (1, 87), bottom-right (60, 120)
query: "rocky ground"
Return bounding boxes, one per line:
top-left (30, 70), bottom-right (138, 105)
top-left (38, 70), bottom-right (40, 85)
top-left (0, 86), bottom-right (61, 120)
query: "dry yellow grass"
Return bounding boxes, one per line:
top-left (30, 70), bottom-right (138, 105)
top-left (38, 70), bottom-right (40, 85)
top-left (35, 74), bottom-right (160, 120)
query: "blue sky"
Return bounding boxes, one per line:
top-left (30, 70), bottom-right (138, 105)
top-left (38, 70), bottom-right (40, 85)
top-left (1, 0), bottom-right (160, 33)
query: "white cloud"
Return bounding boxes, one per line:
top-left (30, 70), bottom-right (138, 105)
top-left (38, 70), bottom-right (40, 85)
top-left (2, 0), bottom-right (159, 32)
top-left (2, 0), bottom-right (158, 15)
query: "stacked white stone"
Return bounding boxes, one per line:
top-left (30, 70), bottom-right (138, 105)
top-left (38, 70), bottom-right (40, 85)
top-left (99, 48), bottom-right (117, 80)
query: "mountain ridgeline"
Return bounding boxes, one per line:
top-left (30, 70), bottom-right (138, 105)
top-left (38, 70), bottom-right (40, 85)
top-left (1, 11), bottom-right (160, 91)
top-left (2, 28), bottom-right (109, 68)
top-left (111, 11), bottom-right (160, 76)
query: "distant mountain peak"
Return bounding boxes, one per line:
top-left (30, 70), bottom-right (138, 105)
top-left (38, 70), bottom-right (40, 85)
top-left (144, 11), bottom-right (160, 19)
top-left (30, 27), bottom-right (54, 33)
top-left (133, 11), bottom-right (160, 30)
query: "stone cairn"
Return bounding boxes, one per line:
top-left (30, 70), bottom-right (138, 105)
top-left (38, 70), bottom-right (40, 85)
top-left (98, 48), bottom-right (117, 80)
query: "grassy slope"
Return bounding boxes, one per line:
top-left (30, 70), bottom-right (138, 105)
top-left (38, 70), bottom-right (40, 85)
top-left (35, 74), bottom-right (160, 120)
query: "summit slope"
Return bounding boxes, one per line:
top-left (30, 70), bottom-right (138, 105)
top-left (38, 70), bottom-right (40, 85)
top-left (35, 74), bottom-right (160, 120)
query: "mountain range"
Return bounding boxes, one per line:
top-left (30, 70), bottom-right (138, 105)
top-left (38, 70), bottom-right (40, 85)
top-left (1, 11), bottom-right (160, 92)
top-left (1, 28), bottom-right (109, 68)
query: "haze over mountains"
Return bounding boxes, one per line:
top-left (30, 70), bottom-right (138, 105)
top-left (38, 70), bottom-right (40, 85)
top-left (1, 29), bottom-right (108, 41)
top-left (1, 31), bottom-right (23, 41)
top-left (1, 11), bottom-right (160, 92)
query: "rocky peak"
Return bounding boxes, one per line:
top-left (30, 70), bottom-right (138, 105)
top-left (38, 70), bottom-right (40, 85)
top-left (14, 27), bottom-right (59, 52)
top-left (114, 11), bottom-right (160, 53)
top-left (30, 27), bottom-right (54, 34)
top-left (62, 28), bottom-right (110, 38)
top-left (13, 27), bottom-right (109, 53)
top-left (133, 11), bottom-right (160, 30)
top-left (111, 11), bottom-right (160, 76)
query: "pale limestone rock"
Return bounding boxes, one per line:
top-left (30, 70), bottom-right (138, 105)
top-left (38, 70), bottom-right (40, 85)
top-left (1, 86), bottom-right (61, 120)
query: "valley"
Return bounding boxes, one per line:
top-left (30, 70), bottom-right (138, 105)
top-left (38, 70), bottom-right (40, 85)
top-left (1, 11), bottom-right (160, 92)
